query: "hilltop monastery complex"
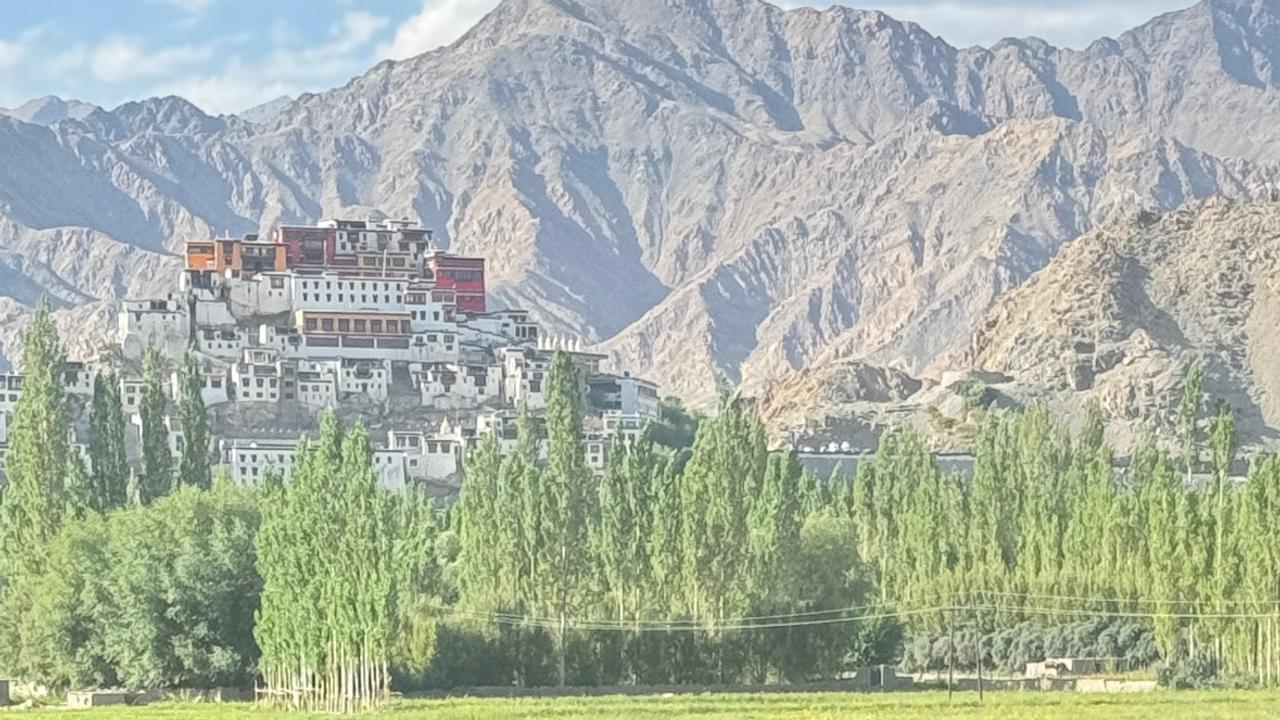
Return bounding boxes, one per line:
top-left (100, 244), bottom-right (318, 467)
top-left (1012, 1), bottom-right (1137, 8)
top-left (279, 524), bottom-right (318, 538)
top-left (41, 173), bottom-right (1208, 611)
top-left (0, 216), bottom-right (660, 496)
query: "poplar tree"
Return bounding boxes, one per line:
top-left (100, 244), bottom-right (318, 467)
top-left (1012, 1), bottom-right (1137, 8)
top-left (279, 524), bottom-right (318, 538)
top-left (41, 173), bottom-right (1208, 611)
top-left (453, 431), bottom-right (504, 610)
top-left (538, 350), bottom-right (593, 686)
top-left (88, 370), bottom-right (129, 512)
top-left (0, 300), bottom-right (70, 573)
top-left (680, 394), bottom-right (765, 629)
top-left (1177, 360), bottom-right (1205, 479)
top-left (176, 347), bottom-right (212, 490)
top-left (138, 346), bottom-right (172, 505)
top-left (647, 455), bottom-right (683, 614)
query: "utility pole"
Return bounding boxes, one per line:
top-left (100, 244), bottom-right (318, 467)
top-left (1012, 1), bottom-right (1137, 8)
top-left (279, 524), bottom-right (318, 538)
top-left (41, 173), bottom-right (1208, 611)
top-left (974, 601), bottom-right (984, 703)
top-left (947, 609), bottom-right (955, 702)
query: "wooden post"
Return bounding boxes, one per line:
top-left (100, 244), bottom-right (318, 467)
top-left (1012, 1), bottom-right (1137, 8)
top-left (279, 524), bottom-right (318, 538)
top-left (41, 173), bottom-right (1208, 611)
top-left (974, 602), bottom-right (984, 703)
top-left (947, 610), bottom-right (955, 702)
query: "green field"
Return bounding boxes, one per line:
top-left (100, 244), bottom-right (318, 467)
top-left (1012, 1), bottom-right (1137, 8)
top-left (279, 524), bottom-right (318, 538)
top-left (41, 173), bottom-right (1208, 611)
top-left (33, 690), bottom-right (1280, 719)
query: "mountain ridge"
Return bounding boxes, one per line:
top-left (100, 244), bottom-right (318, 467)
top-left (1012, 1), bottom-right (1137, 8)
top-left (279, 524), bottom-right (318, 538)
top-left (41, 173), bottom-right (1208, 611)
top-left (0, 0), bottom-right (1277, 436)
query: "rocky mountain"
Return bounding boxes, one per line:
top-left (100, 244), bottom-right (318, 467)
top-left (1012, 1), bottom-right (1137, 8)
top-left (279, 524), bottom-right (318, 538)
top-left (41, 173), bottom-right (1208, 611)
top-left (1, 0), bottom-right (1279, 431)
top-left (0, 96), bottom-right (101, 126)
top-left (958, 196), bottom-right (1280, 446)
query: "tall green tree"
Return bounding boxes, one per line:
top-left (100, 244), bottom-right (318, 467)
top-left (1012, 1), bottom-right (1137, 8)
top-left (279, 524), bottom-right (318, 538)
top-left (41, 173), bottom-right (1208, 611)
top-left (138, 346), bottom-right (173, 505)
top-left (176, 347), bottom-right (212, 490)
top-left (88, 370), bottom-right (129, 512)
top-left (256, 412), bottom-right (398, 712)
top-left (1177, 359), bottom-right (1205, 479)
top-left (0, 300), bottom-right (70, 574)
top-left (537, 350), bottom-right (594, 686)
top-left (679, 393), bottom-right (766, 629)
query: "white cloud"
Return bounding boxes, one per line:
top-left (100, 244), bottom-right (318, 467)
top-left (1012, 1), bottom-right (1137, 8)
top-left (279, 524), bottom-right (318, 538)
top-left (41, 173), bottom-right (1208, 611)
top-left (89, 37), bottom-right (218, 84)
top-left (380, 0), bottom-right (498, 61)
top-left (153, 11), bottom-right (394, 114)
top-left (0, 27), bottom-right (45, 74)
top-left (0, 40), bottom-right (27, 73)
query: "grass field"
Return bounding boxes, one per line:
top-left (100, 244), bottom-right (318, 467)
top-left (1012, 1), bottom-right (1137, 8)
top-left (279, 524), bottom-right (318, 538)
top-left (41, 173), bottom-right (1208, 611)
top-left (30, 690), bottom-right (1280, 719)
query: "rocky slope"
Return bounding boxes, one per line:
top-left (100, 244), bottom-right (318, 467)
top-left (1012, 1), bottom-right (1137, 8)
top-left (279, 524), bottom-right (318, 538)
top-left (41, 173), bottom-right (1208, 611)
top-left (956, 196), bottom-right (1280, 446)
top-left (1, 0), bottom-right (1279, 423)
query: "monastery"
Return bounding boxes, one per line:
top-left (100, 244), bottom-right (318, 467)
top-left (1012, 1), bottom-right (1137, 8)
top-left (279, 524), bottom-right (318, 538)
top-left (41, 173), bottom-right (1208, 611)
top-left (0, 216), bottom-right (659, 496)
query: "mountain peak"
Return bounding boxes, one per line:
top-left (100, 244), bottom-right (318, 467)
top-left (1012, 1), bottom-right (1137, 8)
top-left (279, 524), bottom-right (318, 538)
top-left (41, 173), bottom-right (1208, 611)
top-left (0, 95), bottom-right (102, 127)
top-left (111, 95), bottom-right (226, 136)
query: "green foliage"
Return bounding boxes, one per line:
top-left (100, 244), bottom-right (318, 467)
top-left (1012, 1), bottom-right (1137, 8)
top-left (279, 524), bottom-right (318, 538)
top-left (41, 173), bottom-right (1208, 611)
top-left (1178, 359), bottom-right (1205, 476)
top-left (651, 397), bottom-right (702, 450)
top-left (0, 482), bottom-right (261, 690)
top-left (0, 299), bottom-right (70, 575)
top-left (950, 378), bottom-right (995, 410)
top-left (138, 346), bottom-right (173, 505)
top-left (254, 411), bottom-right (403, 712)
top-left (88, 370), bottom-right (130, 512)
top-left (177, 347), bottom-right (212, 490)
top-left (902, 619), bottom-right (1158, 674)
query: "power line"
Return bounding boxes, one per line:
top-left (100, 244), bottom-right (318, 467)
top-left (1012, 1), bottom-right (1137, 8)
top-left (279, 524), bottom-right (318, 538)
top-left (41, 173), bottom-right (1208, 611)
top-left (467, 594), bottom-right (955, 627)
top-left (438, 594), bottom-right (1280, 634)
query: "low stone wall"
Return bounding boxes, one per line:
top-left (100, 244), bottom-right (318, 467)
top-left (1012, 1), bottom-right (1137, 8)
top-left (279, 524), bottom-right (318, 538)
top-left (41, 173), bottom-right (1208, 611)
top-left (1076, 679), bottom-right (1157, 693)
top-left (67, 691), bottom-right (132, 708)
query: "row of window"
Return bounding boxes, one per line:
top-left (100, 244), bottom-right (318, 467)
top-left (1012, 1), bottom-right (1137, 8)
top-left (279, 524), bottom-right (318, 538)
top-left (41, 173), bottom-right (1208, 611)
top-left (304, 317), bottom-right (412, 334)
top-left (299, 279), bottom-right (402, 291)
top-left (437, 269), bottom-right (484, 282)
top-left (300, 292), bottom-right (402, 306)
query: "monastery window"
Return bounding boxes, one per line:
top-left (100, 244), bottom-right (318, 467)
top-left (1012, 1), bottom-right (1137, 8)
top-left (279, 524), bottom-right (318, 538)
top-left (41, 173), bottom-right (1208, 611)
top-left (321, 319), bottom-right (334, 332)
top-left (371, 320), bottom-right (383, 333)
top-left (241, 378), bottom-right (250, 388)
top-left (400, 320), bottom-right (411, 333)
top-left (326, 294), bottom-right (332, 302)
top-left (530, 380), bottom-right (541, 393)
top-left (354, 319), bottom-right (367, 333)
top-left (306, 318), bottom-right (317, 331)
top-left (211, 379), bottom-right (222, 388)
top-left (427, 334), bottom-right (437, 342)
top-left (270, 276), bottom-right (285, 289)
top-left (338, 319), bottom-right (350, 332)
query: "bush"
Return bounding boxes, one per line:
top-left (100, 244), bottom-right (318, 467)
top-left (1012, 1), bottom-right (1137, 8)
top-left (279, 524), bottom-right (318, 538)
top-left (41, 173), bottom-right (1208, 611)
top-left (901, 619), bottom-right (1159, 675)
top-left (1158, 657), bottom-right (1256, 690)
top-left (950, 379), bottom-right (995, 410)
top-left (0, 482), bottom-right (261, 690)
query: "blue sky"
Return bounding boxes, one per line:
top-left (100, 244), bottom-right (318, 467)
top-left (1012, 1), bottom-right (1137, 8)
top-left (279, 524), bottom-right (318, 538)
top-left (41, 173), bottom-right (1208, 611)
top-left (0, 0), bottom-right (1194, 116)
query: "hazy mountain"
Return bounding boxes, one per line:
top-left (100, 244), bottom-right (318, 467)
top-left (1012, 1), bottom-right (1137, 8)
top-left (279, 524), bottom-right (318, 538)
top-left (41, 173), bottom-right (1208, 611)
top-left (1, 0), bottom-right (1278, 423)
top-left (0, 96), bottom-right (102, 126)
top-left (238, 96), bottom-right (294, 124)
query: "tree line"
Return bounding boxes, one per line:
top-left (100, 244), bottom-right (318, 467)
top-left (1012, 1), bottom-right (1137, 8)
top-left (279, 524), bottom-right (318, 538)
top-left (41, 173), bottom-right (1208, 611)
top-left (4, 301), bottom-right (1280, 701)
